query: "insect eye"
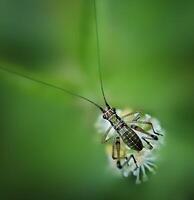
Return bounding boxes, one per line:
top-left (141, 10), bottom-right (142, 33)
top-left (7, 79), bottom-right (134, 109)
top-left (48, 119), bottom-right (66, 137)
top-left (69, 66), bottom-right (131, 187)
top-left (112, 108), bottom-right (116, 112)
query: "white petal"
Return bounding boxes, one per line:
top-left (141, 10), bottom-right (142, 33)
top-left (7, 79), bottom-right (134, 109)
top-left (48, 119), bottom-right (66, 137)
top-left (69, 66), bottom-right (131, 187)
top-left (141, 165), bottom-right (148, 182)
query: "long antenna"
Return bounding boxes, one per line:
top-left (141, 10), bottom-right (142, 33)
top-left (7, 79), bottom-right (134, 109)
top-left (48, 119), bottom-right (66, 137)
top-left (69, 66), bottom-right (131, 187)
top-left (93, 0), bottom-right (110, 108)
top-left (0, 65), bottom-right (104, 112)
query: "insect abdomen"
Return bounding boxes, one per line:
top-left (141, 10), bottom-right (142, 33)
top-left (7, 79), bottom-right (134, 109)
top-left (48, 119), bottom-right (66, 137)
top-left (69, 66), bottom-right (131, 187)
top-left (121, 129), bottom-right (143, 151)
top-left (106, 111), bottom-right (143, 151)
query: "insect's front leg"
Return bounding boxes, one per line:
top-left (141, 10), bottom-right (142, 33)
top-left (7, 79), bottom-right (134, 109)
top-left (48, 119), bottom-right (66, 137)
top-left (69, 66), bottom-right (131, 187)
top-left (101, 125), bottom-right (113, 144)
top-left (121, 111), bottom-right (143, 122)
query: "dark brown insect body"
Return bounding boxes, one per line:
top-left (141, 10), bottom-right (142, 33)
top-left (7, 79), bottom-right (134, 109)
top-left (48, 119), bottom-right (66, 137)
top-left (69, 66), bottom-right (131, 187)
top-left (103, 107), bottom-right (143, 151)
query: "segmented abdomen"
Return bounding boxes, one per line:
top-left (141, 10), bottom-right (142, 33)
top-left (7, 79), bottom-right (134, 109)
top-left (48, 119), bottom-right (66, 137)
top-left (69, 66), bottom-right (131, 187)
top-left (121, 129), bottom-right (143, 151)
top-left (107, 113), bottom-right (143, 151)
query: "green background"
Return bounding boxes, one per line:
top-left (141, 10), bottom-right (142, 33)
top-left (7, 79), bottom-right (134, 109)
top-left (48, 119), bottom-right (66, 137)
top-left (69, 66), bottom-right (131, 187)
top-left (0, 0), bottom-right (194, 199)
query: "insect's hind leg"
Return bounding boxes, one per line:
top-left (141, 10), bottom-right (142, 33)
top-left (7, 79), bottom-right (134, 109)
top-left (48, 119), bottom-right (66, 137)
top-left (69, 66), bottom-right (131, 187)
top-left (112, 137), bottom-right (139, 170)
top-left (112, 137), bottom-right (124, 169)
top-left (122, 154), bottom-right (139, 170)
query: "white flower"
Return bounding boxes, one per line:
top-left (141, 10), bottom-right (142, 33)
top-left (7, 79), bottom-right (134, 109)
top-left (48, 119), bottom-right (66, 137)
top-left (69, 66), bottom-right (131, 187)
top-left (95, 108), bottom-right (165, 184)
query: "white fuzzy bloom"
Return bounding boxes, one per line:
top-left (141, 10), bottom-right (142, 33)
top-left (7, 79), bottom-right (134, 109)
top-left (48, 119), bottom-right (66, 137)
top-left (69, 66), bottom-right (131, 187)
top-left (95, 108), bottom-right (165, 184)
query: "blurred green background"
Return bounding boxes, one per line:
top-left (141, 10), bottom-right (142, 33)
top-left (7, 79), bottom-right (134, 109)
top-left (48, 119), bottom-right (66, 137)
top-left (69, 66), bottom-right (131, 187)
top-left (0, 0), bottom-right (194, 199)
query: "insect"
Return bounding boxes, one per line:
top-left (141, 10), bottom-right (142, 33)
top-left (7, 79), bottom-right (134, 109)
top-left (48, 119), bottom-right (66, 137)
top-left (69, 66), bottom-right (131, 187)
top-left (96, 109), bottom-right (164, 183)
top-left (0, 0), bottom-right (163, 178)
top-left (101, 107), bottom-right (163, 170)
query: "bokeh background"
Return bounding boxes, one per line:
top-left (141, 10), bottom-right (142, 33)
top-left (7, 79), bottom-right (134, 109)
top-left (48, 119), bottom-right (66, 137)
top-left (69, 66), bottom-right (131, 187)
top-left (0, 0), bottom-right (194, 199)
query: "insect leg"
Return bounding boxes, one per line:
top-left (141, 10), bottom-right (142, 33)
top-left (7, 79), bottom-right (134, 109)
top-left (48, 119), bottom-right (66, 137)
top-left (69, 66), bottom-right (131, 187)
top-left (121, 111), bottom-right (143, 122)
top-left (101, 126), bottom-right (113, 144)
top-left (123, 112), bottom-right (163, 136)
top-left (132, 121), bottom-right (163, 136)
top-left (112, 137), bottom-right (131, 169)
top-left (141, 137), bottom-right (153, 150)
top-left (122, 154), bottom-right (139, 170)
top-left (130, 124), bottom-right (159, 140)
top-left (111, 137), bottom-right (139, 170)
top-left (112, 137), bottom-right (120, 159)
top-left (130, 124), bottom-right (157, 149)
top-left (112, 137), bottom-right (123, 169)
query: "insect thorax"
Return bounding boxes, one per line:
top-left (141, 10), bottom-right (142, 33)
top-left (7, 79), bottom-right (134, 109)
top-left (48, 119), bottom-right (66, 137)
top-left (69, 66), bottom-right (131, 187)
top-left (103, 108), bottom-right (120, 127)
top-left (103, 108), bottom-right (127, 135)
